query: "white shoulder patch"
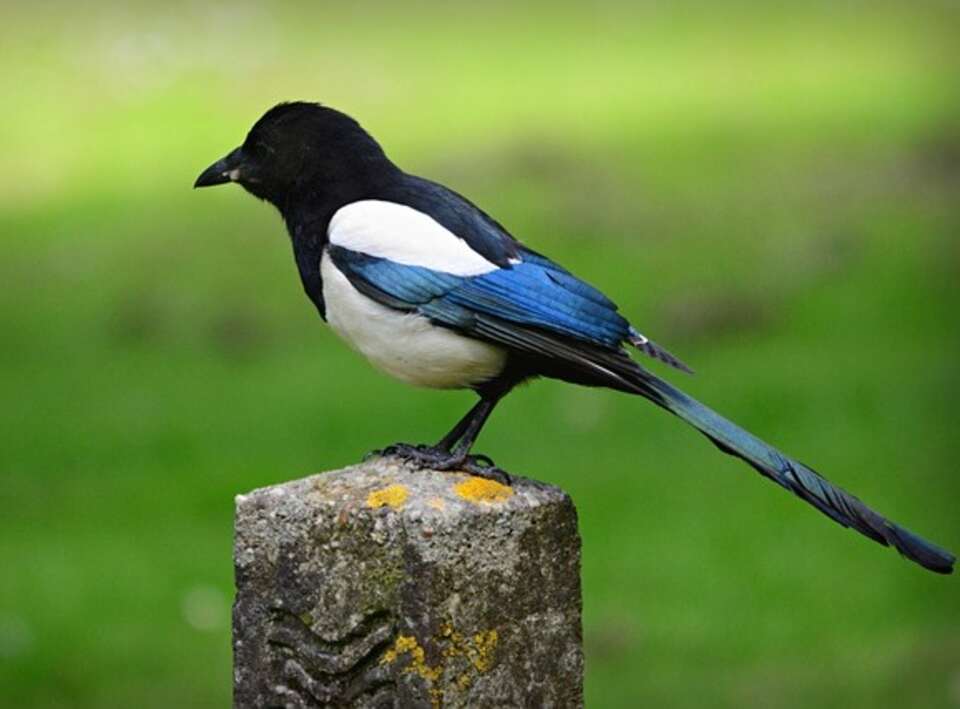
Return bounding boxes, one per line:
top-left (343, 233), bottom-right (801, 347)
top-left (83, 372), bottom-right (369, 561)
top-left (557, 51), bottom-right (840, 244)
top-left (328, 200), bottom-right (498, 277)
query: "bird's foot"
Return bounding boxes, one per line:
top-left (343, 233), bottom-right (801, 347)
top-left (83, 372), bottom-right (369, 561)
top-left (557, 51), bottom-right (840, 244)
top-left (370, 444), bottom-right (511, 485)
top-left (459, 455), bottom-right (512, 486)
top-left (371, 443), bottom-right (453, 469)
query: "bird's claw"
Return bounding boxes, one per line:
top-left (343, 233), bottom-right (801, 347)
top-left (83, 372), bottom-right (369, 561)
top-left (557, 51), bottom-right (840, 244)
top-left (460, 456), bottom-right (512, 486)
top-left (365, 442), bottom-right (428, 461)
top-left (369, 443), bottom-right (511, 484)
top-left (370, 443), bottom-right (455, 469)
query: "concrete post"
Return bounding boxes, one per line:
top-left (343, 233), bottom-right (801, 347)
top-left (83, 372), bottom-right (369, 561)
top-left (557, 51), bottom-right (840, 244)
top-left (232, 458), bottom-right (583, 708)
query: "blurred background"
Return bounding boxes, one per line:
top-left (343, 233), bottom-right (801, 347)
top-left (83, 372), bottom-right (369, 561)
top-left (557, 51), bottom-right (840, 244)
top-left (2, 1), bottom-right (958, 707)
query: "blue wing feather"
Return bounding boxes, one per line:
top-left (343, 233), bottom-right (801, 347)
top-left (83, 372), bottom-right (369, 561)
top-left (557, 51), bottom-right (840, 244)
top-left (445, 266), bottom-right (628, 345)
top-left (518, 248), bottom-right (619, 310)
top-left (328, 245), bottom-right (630, 348)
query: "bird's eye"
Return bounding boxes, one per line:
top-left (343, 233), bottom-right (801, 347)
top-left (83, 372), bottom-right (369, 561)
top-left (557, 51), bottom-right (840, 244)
top-left (254, 141), bottom-right (276, 157)
top-left (243, 140), bottom-right (270, 162)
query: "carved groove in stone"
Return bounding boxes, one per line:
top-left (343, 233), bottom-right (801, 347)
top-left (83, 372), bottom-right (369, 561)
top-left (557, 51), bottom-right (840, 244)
top-left (266, 608), bottom-right (397, 708)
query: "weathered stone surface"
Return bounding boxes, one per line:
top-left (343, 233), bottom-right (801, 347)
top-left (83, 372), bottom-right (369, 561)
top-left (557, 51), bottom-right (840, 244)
top-left (233, 458), bottom-right (583, 709)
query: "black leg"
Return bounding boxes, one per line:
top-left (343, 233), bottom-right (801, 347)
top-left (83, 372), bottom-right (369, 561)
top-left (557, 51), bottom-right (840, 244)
top-left (448, 398), bottom-right (497, 456)
top-left (373, 386), bottom-right (512, 483)
top-left (434, 398), bottom-right (490, 451)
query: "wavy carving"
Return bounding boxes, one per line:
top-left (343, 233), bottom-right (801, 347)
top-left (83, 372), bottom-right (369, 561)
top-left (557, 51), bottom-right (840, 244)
top-left (266, 607), bottom-right (397, 708)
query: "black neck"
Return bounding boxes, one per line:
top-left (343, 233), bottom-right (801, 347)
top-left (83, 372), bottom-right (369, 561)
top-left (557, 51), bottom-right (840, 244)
top-left (280, 160), bottom-right (402, 243)
top-left (280, 162), bottom-right (403, 322)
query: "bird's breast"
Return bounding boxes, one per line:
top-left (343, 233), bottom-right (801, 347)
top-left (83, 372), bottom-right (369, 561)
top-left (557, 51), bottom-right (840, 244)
top-left (319, 253), bottom-right (507, 389)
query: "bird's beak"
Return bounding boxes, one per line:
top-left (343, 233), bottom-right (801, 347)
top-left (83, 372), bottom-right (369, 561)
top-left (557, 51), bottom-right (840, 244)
top-left (194, 146), bottom-right (245, 188)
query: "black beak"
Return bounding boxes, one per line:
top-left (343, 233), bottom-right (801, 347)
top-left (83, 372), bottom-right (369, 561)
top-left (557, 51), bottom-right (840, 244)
top-left (194, 147), bottom-right (244, 188)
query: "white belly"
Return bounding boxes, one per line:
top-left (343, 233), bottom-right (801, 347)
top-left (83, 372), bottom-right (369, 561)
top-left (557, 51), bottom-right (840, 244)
top-left (320, 253), bottom-right (507, 389)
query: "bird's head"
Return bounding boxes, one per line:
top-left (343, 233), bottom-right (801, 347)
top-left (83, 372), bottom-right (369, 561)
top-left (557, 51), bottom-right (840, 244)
top-left (194, 102), bottom-right (394, 211)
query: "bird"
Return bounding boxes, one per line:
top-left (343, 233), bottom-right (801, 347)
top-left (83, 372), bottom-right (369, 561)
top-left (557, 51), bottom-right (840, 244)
top-left (195, 101), bottom-right (954, 574)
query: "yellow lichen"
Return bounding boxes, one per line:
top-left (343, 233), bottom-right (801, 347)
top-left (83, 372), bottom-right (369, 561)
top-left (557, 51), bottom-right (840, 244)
top-left (454, 477), bottom-right (513, 504)
top-left (380, 635), bottom-right (443, 682)
top-left (439, 623), bottom-right (461, 647)
top-left (380, 624), bottom-right (499, 707)
top-left (366, 484), bottom-right (409, 509)
top-left (436, 623), bottom-right (498, 672)
top-left (427, 497), bottom-right (446, 511)
top-left (469, 630), bottom-right (498, 672)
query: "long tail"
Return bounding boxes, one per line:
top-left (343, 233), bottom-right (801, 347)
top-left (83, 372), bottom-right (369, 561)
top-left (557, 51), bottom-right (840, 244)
top-left (616, 363), bottom-right (955, 574)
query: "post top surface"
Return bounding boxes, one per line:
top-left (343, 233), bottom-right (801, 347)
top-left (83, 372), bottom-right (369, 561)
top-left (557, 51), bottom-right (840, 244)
top-left (235, 456), bottom-right (570, 523)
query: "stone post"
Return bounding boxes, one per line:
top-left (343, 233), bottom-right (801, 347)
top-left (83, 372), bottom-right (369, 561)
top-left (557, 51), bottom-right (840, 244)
top-left (232, 458), bottom-right (583, 709)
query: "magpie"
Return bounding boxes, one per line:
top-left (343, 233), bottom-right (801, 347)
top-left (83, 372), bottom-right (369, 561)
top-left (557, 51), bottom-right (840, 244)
top-left (195, 101), bottom-right (954, 574)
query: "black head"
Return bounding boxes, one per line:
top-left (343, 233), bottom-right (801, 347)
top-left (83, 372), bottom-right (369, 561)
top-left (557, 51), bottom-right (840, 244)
top-left (195, 102), bottom-right (396, 211)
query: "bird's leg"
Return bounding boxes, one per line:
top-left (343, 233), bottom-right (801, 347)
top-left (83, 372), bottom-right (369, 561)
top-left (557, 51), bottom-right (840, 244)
top-left (377, 398), bottom-right (495, 467)
top-left (369, 399), bottom-right (485, 461)
top-left (443, 397), bottom-right (511, 484)
top-left (375, 392), bottom-right (511, 484)
top-left (434, 398), bottom-right (490, 452)
top-left (445, 398), bottom-right (495, 458)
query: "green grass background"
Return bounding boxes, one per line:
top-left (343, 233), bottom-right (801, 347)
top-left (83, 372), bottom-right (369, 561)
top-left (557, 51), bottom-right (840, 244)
top-left (1, 1), bottom-right (958, 706)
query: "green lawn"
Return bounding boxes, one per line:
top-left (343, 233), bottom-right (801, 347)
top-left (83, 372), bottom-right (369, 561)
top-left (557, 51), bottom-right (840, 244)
top-left (1, 2), bottom-right (958, 707)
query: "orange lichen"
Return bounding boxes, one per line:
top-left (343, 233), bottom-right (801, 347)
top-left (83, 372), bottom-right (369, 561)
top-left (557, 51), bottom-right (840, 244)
top-left (454, 477), bottom-right (513, 504)
top-left (366, 484), bottom-right (409, 509)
